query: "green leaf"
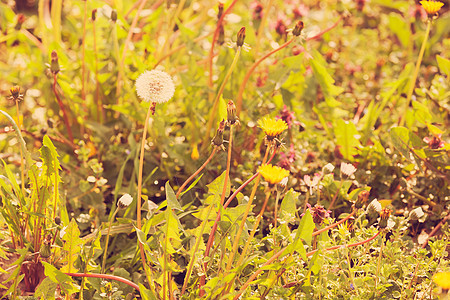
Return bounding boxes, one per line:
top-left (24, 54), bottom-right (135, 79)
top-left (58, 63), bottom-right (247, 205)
top-left (61, 218), bottom-right (85, 273)
top-left (34, 277), bottom-right (58, 300)
top-left (334, 119), bottom-right (361, 160)
top-left (139, 283), bottom-right (158, 300)
top-left (165, 181), bottom-right (183, 211)
top-left (388, 13), bottom-right (410, 47)
top-left (436, 55), bottom-right (450, 78)
top-left (206, 171), bottom-right (230, 197)
top-left (42, 261), bottom-right (77, 295)
top-left (285, 210), bottom-right (314, 260)
top-left (280, 189), bottom-right (298, 221)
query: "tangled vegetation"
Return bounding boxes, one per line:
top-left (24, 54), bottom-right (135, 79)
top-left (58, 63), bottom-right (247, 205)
top-left (0, 0), bottom-right (449, 299)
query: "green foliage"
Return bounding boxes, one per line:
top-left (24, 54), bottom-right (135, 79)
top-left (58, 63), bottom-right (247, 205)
top-left (0, 0), bottom-right (448, 298)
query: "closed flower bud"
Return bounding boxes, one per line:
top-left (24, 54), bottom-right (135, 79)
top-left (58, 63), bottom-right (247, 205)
top-left (92, 9), bottom-right (97, 21)
top-left (226, 100), bottom-right (239, 126)
top-left (39, 242), bottom-right (51, 258)
top-left (50, 50), bottom-right (60, 75)
top-left (15, 14), bottom-right (26, 30)
top-left (292, 20), bottom-right (304, 36)
top-left (118, 193), bottom-right (133, 209)
top-left (218, 2), bottom-right (224, 19)
top-left (378, 208), bottom-right (392, 229)
top-left (212, 119), bottom-right (226, 148)
top-left (218, 25), bottom-right (225, 45)
top-left (9, 86), bottom-right (21, 101)
top-left (236, 27), bottom-right (246, 47)
top-left (111, 9), bottom-right (118, 22)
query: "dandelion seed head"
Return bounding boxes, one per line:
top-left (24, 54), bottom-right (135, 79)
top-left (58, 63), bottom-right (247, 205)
top-left (135, 70), bottom-right (175, 103)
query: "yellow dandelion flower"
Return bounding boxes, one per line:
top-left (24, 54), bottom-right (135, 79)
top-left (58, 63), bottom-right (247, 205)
top-left (258, 164), bottom-right (290, 185)
top-left (420, 1), bottom-right (444, 15)
top-left (433, 272), bottom-right (450, 290)
top-left (257, 117), bottom-right (288, 140)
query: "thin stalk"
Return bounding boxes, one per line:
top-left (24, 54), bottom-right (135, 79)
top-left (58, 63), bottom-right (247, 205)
top-left (15, 100), bottom-right (25, 199)
top-left (203, 47), bottom-right (241, 149)
top-left (207, 0), bottom-right (238, 89)
top-left (92, 12), bottom-right (102, 122)
top-left (66, 273), bottom-right (140, 291)
top-left (236, 37), bottom-right (297, 114)
top-left (199, 125), bottom-right (235, 295)
top-left (399, 19), bottom-right (432, 126)
top-left (375, 233), bottom-right (384, 290)
top-left (224, 146), bottom-right (271, 275)
top-left (101, 207), bottom-right (120, 274)
top-left (254, 0), bottom-right (274, 53)
top-left (176, 147), bottom-right (217, 198)
top-left (52, 74), bottom-right (74, 142)
top-left (136, 103), bottom-right (156, 283)
top-left (117, 0), bottom-right (149, 99)
top-left (80, 0), bottom-right (87, 124)
top-left (328, 178), bottom-right (344, 210)
top-left (227, 188), bottom-right (272, 292)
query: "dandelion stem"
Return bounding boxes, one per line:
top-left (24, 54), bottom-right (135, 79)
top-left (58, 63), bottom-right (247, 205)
top-left (136, 102), bottom-right (155, 286)
top-left (15, 100), bottom-right (25, 200)
top-left (399, 19), bottom-right (432, 126)
top-left (52, 74), bottom-right (74, 143)
top-left (176, 147), bottom-right (217, 199)
top-left (203, 47), bottom-right (241, 150)
top-left (101, 207), bottom-right (120, 274)
top-left (224, 146), bottom-right (271, 276)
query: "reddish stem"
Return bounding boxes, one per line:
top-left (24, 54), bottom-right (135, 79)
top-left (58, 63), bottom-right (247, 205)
top-left (176, 147), bottom-right (217, 198)
top-left (52, 74), bottom-right (74, 142)
top-left (207, 0), bottom-right (238, 88)
top-left (65, 272), bottom-right (140, 292)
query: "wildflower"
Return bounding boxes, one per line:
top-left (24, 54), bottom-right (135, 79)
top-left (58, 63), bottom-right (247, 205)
top-left (258, 116), bottom-right (288, 141)
top-left (420, 1), bottom-right (444, 16)
top-left (236, 27), bottom-right (246, 47)
top-left (304, 172), bottom-right (322, 195)
top-left (367, 199), bottom-right (382, 215)
top-left (340, 162), bottom-right (357, 177)
top-left (135, 70), bottom-right (175, 104)
top-left (409, 207), bottom-right (425, 220)
top-left (275, 18), bottom-right (288, 40)
top-left (322, 163), bottom-right (335, 174)
top-left (226, 100), bottom-right (239, 126)
top-left (258, 164), bottom-right (290, 185)
top-left (305, 204), bottom-right (331, 225)
top-left (50, 50), bottom-right (60, 75)
top-left (9, 86), bottom-right (23, 102)
top-left (378, 208), bottom-right (392, 229)
top-left (433, 272), bottom-right (450, 290)
top-left (118, 193), bottom-right (133, 209)
top-left (251, 1), bottom-right (263, 21)
top-left (278, 144), bottom-right (296, 170)
top-left (423, 134), bottom-right (445, 149)
top-left (211, 119), bottom-right (226, 150)
top-left (279, 177), bottom-right (289, 188)
top-left (277, 105), bottom-right (299, 129)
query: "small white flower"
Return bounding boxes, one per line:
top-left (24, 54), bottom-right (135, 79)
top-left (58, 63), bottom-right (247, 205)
top-left (409, 207), bottom-right (425, 220)
top-left (279, 177), bottom-right (289, 187)
top-left (135, 70), bottom-right (175, 103)
top-left (367, 199), bottom-right (382, 214)
top-left (340, 162), bottom-right (357, 177)
top-left (118, 193), bottom-right (133, 209)
top-left (87, 176), bottom-right (96, 183)
top-left (322, 163), bottom-right (335, 174)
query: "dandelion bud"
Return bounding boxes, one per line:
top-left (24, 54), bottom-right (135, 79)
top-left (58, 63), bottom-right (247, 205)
top-left (226, 100), bottom-right (239, 126)
top-left (367, 199), bottom-right (382, 215)
top-left (355, 190), bottom-right (369, 209)
top-left (378, 208), bottom-right (392, 229)
top-left (292, 20), bottom-right (304, 36)
top-left (118, 193), bottom-right (133, 209)
top-left (9, 86), bottom-right (21, 100)
top-left (92, 9), bottom-right (97, 21)
top-left (54, 216), bottom-right (61, 225)
top-left (111, 9), bottom-right (118, 22)
top-left (39, 241), bottom-right (51, 258)
top-left (15, 14), bottom-right (26, 30)
top-left (50, 50), bottom-right (60, 75)
top-left (212, 119), bottom-right (225, 148)
top-left (236, 27), bottom-right (246, 47)
top-left (218, 2), bottom-right (224, 19)
top-left (218, 25), bottom-right (225, 45)
top-left (409, 207), bottom-right (424, 220)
